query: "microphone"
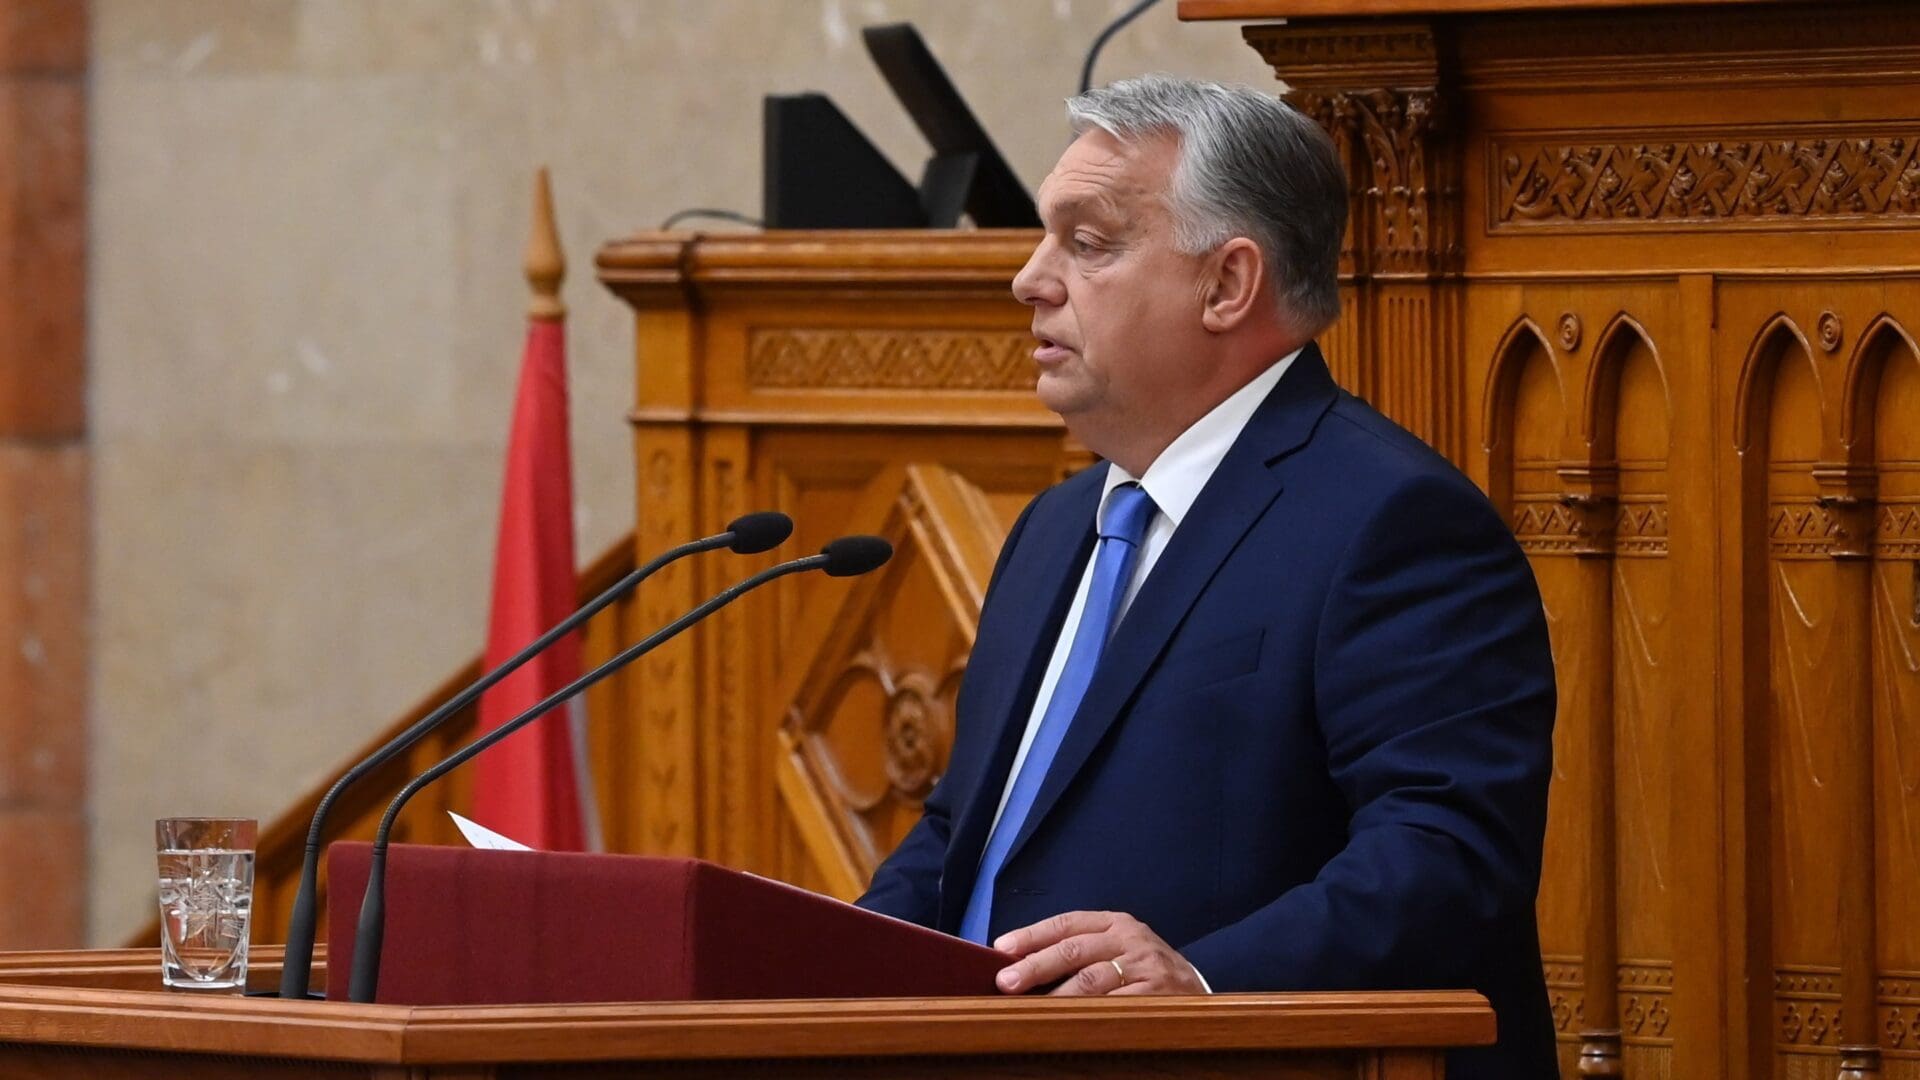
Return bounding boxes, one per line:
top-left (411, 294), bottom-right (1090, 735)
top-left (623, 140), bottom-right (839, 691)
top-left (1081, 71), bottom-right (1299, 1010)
top-left (275, 511), bottom-right (792, 1001)
top-left (345, 535), bottom-right (892, 1003)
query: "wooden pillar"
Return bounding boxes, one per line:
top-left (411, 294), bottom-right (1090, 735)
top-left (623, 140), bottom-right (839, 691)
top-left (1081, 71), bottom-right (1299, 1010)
top-left (0, 0), bottom-right (88, 948)
top-left (1251, 20), bottom-right (1466, 465)
top-left (1817, 461), bottom-right (1882, 1080)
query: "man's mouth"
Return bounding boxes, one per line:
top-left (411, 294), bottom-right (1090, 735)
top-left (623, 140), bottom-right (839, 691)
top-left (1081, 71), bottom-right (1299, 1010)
top-left (1033, 335), bottom-right (1074, 363)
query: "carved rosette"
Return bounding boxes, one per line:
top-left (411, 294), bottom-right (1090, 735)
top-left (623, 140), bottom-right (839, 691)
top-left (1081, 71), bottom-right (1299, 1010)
top-left (882, 667), bottom-right (949, 799)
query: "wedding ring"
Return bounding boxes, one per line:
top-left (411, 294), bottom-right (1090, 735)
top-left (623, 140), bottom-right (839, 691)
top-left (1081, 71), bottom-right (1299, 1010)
top-left (1108, 958), bottom-right (1127, 985)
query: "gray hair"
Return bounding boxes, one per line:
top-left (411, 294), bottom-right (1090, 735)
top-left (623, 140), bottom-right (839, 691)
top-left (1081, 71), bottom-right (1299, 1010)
top-left (1066, 74), bottom-right (1347, 332)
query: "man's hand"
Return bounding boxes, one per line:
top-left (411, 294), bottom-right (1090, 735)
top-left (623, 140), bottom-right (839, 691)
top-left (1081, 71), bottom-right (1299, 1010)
top-left (992, 911), bottom-right (1208, 996)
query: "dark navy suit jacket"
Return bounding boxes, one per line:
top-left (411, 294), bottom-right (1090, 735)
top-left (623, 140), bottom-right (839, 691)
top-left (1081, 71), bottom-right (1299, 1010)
top-left (857, 344), bottom-right (1558, 1079)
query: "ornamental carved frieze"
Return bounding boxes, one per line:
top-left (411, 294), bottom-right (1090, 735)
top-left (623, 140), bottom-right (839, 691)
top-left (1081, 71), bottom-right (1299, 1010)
top-left (1511, 493), bottom-right (1616, 556)
top-left (1615, 500), bottom-right (1670, 558)
top-left (1543, 956), bottom-right (1583, 1034)
top-left (1770, 501), bottom-right (1845, 558)
top-left (1496, 134), bottom-right (1920, 228)
top-left (746, 329), bottom-right (1036, 392)
top-left (1619, 962), bottom-right (1675, 1045)
top-left (1880, 501), bottom-right (1920, 558)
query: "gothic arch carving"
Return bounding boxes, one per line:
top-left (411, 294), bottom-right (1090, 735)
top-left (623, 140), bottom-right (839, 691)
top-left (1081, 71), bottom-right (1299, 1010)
top-left (1483, 315), bottom-right (1565, 456)
top-left (1841, 313), bottom-right (1920, 461)
top-left (1583, 312), bottom-right (1669, 465)
top-left (1734, 314), bottom-right (1819, 454)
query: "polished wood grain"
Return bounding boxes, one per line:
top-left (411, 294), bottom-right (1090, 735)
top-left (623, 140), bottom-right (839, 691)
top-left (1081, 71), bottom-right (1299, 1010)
top-left (0, 949), bottom-right (1489, 1079)
top-left (1202, 4), bottom-right (1920, 1079)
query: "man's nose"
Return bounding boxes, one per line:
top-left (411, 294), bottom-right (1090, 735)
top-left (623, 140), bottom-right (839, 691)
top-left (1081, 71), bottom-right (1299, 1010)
top-left (1012, 239), bottom-right (1064, 307)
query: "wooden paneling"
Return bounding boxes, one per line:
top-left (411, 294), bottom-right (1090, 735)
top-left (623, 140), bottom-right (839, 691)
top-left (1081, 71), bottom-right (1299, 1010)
top-left (596, 233), bottom-right (1078, 902)
top-left (1200, 6), bottom-right (1920, 1076)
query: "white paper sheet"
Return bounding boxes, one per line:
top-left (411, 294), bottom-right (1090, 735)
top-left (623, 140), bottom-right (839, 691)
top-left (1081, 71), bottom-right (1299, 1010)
top-left (448, 811), bottom-right (534, 851)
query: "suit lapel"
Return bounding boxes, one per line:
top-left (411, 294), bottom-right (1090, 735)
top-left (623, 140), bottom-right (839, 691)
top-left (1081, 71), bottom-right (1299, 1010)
top-left (1000, 344), bottom-right (1341, 868)
top-left (937, 469), bottom-right (1102, 925)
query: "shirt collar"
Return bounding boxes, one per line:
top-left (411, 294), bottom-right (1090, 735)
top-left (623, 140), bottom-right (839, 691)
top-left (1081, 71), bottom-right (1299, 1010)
top-left (1100, 346), bottom-right (1303, 528)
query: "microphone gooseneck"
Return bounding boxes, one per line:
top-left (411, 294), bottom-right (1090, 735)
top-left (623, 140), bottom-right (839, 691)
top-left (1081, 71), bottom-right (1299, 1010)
top-left (344, 536), bottom-right (890, 1003)
top-left (277, 511), bottom-right (792, 1001)
top-left (1078, 0), bottom-right (1162, 96)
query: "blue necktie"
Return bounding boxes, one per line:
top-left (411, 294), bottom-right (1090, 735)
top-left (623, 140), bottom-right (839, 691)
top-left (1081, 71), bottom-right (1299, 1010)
top-left (959, 482), bottom-right (1158, 944)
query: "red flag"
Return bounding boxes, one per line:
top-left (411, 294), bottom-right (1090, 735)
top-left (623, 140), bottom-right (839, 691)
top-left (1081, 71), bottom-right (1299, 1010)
top-left (472, 315), bottom-right (590, 849)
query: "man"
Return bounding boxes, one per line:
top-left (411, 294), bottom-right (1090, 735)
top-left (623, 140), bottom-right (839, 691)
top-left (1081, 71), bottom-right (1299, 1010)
top-left (856, 76), bottom-right (1557, 1078)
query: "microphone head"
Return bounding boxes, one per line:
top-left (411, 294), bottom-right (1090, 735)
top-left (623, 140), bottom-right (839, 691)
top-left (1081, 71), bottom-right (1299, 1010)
top-left (820, 535), bottom-right (893, 577)
top-left (725, 511), bottom-right (794, 554)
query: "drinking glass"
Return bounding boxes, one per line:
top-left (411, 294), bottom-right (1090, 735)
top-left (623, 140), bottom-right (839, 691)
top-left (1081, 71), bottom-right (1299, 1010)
top-left (155, 817), bottom-right (256, 990)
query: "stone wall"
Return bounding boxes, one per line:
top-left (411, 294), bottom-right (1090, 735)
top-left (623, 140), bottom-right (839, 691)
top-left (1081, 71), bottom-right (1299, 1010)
top-left (87, 0), bottom-right (1271, 942)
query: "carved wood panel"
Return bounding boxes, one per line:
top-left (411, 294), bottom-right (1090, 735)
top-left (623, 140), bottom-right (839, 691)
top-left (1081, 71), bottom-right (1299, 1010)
top-left (1868, 327), bottom-right (1920, 1080)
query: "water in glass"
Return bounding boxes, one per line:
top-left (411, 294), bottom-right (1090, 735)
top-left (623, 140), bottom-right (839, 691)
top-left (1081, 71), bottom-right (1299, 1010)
top-left (155, 818), bottom-right (255, 990)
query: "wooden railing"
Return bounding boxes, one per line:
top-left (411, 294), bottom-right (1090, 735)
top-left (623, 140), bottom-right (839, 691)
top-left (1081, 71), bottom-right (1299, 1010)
top-left (126, 536), bottom-right (641, 947)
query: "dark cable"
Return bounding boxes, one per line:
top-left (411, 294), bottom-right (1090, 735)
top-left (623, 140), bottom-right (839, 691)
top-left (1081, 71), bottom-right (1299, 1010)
top-left (1078, 0), bottom-right (1164, 95)
top-left (659, 207), bottom-right (764, 230)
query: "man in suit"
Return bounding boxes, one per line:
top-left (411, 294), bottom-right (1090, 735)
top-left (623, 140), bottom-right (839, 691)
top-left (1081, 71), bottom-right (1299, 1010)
top-left (856, 75), bottom-right (1558, 1078)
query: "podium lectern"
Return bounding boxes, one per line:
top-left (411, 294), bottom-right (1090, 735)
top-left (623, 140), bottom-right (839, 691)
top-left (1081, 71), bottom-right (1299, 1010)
top-left (0, 845), bottom-right (1493, 1076)
top-left (0, 955), bottom-right (1492, 1078)
top-left (323, 842), bottom-right (1008, 1005)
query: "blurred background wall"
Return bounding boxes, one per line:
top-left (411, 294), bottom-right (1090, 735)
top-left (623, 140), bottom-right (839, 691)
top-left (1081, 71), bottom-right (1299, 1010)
top-left (82, 0), bottom-right (1271, 944)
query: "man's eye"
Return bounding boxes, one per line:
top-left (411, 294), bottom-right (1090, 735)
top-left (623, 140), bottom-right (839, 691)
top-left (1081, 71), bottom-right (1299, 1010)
top-left (1072, 233), bottom-right (1103, 252)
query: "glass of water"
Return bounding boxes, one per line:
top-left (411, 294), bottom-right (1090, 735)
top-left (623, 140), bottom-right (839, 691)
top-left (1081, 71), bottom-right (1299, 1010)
top-left (155, 817), bottom-right (256, 990)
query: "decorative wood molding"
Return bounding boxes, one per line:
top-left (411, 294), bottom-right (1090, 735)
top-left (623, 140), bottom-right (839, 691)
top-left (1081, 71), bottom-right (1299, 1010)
top-left (1619, 962), bottom-right (1675, 1046)
top-left (746, 329), bottom-right (1037, 392)
top-left (1544, 956), bottom-right (1584, 1035)
top-left (1495, 133), bottom-right (1920, 230)
top-left (1770, 500), bottom-right (1844, 558)
top-left (1512, 494), bottom-right (1617, 556)
top-left (1615, 499), bottom-right (1670, 557)
top-left (1776, 968), bottom-right (1846, 1051)
top-left (777, 465), bottom-right (1006, 891)
top-left (1878, 500), bottom-right (1920, 557)
top-left (1291, 88), bottom-right (1455, 277)
top-left (1241, 22), bottom-right (1439, 90)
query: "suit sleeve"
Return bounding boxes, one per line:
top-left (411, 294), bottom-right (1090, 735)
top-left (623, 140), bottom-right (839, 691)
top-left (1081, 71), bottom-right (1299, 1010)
top-left (1179, 471), bottom-right (1555, 991)
top-left (855, 491), bottom-right (1044, 927)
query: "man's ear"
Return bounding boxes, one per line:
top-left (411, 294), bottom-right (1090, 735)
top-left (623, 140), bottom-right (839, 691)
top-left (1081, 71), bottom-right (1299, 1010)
top-left (1199, 237), bottom-right (1266, 333)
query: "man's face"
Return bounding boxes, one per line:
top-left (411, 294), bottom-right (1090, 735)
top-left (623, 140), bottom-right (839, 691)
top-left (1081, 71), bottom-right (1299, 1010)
top-left (1014, 129), bottom-right (1206, 444)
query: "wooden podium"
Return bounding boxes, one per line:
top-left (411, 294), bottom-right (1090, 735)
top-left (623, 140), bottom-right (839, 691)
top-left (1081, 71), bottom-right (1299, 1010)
top-left (0, 949), bottom-right (1492, 1078)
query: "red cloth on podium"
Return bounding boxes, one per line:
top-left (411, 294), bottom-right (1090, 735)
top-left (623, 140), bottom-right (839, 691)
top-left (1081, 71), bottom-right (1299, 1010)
top-left (326, 843), bottom-right (1008, 1005)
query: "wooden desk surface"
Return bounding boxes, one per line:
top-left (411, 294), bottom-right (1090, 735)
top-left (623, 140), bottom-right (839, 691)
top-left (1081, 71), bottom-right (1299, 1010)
top-left (0, 948), bottom-right (1493, 1077)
